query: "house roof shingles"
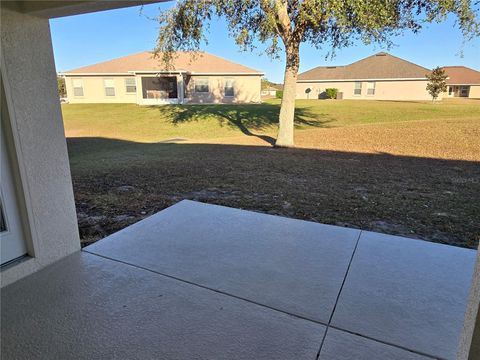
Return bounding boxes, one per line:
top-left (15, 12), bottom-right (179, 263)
top-left (298, 52), bottom-right (430, 81)
top-left (64, 51), bottom-right (262, 75)
top-left (441, 66), bottom-right (480, 85)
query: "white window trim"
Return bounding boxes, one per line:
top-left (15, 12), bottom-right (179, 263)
top-left (103, 78), bottom-right (116, 97)
top-left (224, 78), bottom-right (235, 97)
top-left (194, 78), bottom-right (209, 93)
top-left (124, 78), bottom-right (136, 94)
top-left (366, 81), bottom-right (376, 96)
top-left (354, 82), bottom-right (362, 96)
top-left (72, 78), bottom-right (84, 97)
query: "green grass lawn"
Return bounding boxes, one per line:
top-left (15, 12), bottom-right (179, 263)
top-left (63, 99), bottom-right (480, 248)
top-left (63, 98), bottom-right (480, 143)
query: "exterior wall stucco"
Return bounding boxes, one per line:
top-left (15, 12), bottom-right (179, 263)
top-left (185, 75), bottom-right (261, 104)
top-left (1, 5), bottom-right (80, 287)
top-left (65, 74), bottom-right (261, 104)
top-left (296, 80), bottom-right (435, 101)
top-left (468, 85), bottom-right (480, 99)
top-left (65, 75), bottom-right (138, 104)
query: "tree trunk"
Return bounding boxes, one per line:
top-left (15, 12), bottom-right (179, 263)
top-left (275, 45), bottom-right (299, 147)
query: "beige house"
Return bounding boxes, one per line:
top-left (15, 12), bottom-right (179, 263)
top-left (297, 53), bottom-right (435, 101)
top-left (442, 66), bottom-right (480, 98)
top-left (62, 51), bottom-right (263, 105)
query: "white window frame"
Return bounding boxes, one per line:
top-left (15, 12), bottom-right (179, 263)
top-left (367, 81), bottom-right (376, 96)
top-left (103, 78), bottom-right (116, 97)
top-left (224, 78), bottom-right (235, 97)
top-left (125, 78), bottom-right (136, 93)
top-left (72, 78), bottom-right (84, 97)
top-left (194, 78), bottom-right (209, 93)
top-left (354, 82), bottom-right (362, 96)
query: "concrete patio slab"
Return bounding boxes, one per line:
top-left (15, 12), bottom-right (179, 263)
top-left (331, 231), bottom-right (476, 360)
top-left (319, 328), bottom-right (432, 360)
top-left (1, 252), bottom-right (325, 360)
top-left (85, 200), bottom-right (360, 323)
top-left (2, 201), bottom-right (476, 359)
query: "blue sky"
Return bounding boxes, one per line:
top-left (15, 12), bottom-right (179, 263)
top-left (51, 3), bottom-right (480, 83)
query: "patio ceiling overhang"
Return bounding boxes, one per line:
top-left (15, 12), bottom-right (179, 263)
top-left (6, 0), bottom-right (165, 19)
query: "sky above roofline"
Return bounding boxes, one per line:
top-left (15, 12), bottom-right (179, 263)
top-left (50, 3), bottom-right (480, 84)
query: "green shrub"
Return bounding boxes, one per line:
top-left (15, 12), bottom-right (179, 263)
top-left (325, 88), bottom-right (338, 99)
top-left (276, 90), bottom-right (283, 99)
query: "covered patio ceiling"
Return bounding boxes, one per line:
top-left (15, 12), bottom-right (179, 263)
top-left (7, 0), bottom-right (165, 18)
top-left (2, 201), bottom-right (475, 359)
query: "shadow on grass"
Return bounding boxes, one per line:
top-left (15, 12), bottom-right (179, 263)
top-left (149, 103), bottom-right (333, 145)
top-left (67, 137), bottom-right (480, 249)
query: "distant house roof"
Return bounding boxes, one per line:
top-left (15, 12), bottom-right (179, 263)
top-left (441, 66), bottom-right (480, 85)
top-left (298, 53), bottom-right (430, 81)
top-left (63, 51), bottom-right (263, 75)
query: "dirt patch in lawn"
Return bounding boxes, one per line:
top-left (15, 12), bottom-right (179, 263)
top-left (68, 138), bottom-right (480, 248)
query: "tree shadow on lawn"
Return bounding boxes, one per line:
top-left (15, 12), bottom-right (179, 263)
top-left (151, 103), bottom-right (333, 145)
top-left (67, 137), bottom-right (480, 249)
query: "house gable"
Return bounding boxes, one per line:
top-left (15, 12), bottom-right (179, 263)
top-left (298, 53), bottom-right (430, 82)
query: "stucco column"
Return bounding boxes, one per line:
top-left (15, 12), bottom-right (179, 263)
top-left (134, 74), bottom-right (143, 105)
top-left (177, 74), bottom-right (185, 104)
top-left (1, 4), bottom-right (80, 286)
top-left (458, 245), bottom-right (480, 360)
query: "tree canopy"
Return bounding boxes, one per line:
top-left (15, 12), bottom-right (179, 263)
top-left (153, 0), bottom-right (479, 146)
top-left (155, 0), bottom-right (478, 66)
top-left (57, 76), bottom-right (66, 98)
top-left (426, 67), bottom-right (448, 101)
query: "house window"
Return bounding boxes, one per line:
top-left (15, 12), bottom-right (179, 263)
top-left (104, 79), bottom-right (115, 96)
top-left (224, 78), bottom-right (234, 97)
top-left (367, 82), bottom-right (376, 95)
top-left (448, 86), bottom-right (453, 96)
top-left (460, 86), bottom-right (469, 97)
top-left (125, 78), bottom-right (136, 93)
top-left (72, 79), bottom-right (84, 97)
top-left (354, 82), bottom-right (362, 95)
top-left (194, 78), bottom-right (209, 93)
